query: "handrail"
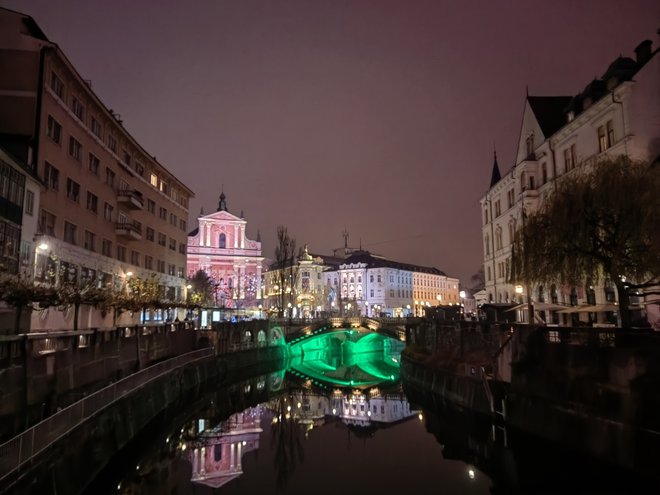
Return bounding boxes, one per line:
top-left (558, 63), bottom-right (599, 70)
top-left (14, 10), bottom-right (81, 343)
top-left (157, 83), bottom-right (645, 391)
top-left (0, 347), bottom-right (213, 482)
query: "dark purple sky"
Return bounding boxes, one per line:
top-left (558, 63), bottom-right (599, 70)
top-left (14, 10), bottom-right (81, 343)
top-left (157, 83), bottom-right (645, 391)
top-left (4, 0), bottom-right (658, 283)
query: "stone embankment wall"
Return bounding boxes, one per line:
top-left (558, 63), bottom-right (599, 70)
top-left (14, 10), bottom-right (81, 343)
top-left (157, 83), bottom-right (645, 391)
top-left (0, 324), bottom-right (197, 441)
top-left (403, 319), bottom-right (660, 474)
top-left (5, 345), bottom-right (287, 495)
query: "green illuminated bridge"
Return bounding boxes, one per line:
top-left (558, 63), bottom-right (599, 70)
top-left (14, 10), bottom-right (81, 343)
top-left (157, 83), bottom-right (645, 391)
top-left (283, 317), bottom-right (407, 389)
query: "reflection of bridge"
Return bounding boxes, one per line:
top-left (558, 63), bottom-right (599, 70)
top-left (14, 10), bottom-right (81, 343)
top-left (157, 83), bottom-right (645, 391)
top-left (282, 317), bottom-right (407, 344)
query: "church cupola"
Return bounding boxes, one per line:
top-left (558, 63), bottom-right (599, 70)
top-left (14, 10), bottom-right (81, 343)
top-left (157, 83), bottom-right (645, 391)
top-left (218, 191), bottom-right (228, 211)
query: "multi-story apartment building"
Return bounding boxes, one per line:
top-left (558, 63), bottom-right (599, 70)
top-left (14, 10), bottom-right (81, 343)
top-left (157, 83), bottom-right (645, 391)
top-left (0, 8), bottom-right (194, 329)
top-left (480, 38), bottom-right (658, 325)
top-left (187, 192), bottom-right (264, 313)
top-left (0, 146), bottom-right (41, 279)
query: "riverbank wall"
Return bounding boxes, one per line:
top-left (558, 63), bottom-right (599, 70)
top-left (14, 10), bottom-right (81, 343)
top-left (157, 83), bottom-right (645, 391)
top-left (402, 320), bottom-right (660, 475)
top-left (2, 345), bottom-right (287, 495)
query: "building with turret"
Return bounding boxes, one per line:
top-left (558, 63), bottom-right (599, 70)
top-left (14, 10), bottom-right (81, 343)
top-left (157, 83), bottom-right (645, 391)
top-left (480, 38), bottom-right (659, 326)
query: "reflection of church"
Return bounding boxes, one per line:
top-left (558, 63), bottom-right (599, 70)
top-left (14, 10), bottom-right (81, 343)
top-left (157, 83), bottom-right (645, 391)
top-left (187, 192), bottom-right (264, 312)
top-left (188, 407), bottom-right (264, 489)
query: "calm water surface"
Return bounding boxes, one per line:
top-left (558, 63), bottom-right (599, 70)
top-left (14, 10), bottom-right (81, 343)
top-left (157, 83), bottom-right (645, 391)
top-left (86, 331), bottom-right (659, 494)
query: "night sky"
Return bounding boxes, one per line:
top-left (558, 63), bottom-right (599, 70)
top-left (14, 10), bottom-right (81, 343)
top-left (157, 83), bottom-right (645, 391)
top-left (3, 0), bottom-right (657, 283)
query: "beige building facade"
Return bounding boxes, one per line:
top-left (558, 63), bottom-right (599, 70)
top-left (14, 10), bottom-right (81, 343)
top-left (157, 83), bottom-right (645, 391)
top-left (0, 8), bottom-right (194, 330)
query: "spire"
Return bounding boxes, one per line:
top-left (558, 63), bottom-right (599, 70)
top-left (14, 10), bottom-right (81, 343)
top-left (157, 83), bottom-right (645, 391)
top-left (240, 209), bottom-right (244, 219)
top-left (342, 228), bottom-right (349, 248)
top-left (490, 149), bottom-right (501, 187)
top-left (218, 191), bottom-right (227, 211)
top-left (200, 206), bottom-right (204, 217)
top-left (256, 230), bottom-right (261, 242)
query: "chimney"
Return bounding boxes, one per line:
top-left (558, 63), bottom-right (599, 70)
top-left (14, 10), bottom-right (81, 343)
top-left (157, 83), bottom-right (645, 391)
top-left (634, 39), bottom-right (652, 65)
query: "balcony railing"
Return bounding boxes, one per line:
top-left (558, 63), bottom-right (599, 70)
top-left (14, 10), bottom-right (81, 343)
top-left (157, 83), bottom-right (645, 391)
top-left (117, 189), bottom-right (144, 210)
top-left (115, 221), bottom-right (142, 240)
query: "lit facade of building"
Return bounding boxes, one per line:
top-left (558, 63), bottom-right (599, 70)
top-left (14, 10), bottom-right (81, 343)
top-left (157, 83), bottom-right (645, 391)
top-left (324, 251), bottom-right (460, 317)
top-left (187, 192), bottom-right (264, 312)
top-left (0, 8), bottom-right (194, 330)
top-left (263, 246), bottom-right (329, 317)
top-left (480, 39), bottom-right (659, 325)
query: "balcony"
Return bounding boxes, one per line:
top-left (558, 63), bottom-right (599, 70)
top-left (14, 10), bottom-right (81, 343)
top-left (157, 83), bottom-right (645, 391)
top-left (117, 189), bottom-right (144, 210)
top-left (115, 221), bottom-right (142, 241)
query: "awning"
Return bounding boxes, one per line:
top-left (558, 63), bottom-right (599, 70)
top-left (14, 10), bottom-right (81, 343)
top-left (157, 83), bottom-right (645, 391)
top-left (533, 302), bottom-right (568, 311)
top-left (558, 304), bottom-right (618, 314)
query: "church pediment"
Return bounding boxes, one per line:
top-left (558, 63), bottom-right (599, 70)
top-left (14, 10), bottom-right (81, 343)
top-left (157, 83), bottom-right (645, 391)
top-left (200, 210), bottom-right (245, 224)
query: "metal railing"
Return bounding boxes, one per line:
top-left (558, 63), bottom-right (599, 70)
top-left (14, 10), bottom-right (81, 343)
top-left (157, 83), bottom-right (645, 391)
top-left (0, 347), bottom-right (213, 482)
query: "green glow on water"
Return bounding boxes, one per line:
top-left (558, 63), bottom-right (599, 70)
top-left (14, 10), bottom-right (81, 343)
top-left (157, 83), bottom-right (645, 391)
top-left (287, 329), bottom-right (404, 388)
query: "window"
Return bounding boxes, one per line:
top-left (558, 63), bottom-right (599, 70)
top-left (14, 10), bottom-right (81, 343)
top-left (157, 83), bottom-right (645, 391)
top-left (103, 202), bottom-right (113, 221)
top-left (606, 120), bottom-right (614, 148)
top-left (158, 232), bottom-right (166, 246)
top-left (541, 162), bottom-right (548, 184)
top-left (50, 71), bottom-right (64, 98)
top-left (564, 144), bottom-right (577, 171)
top-left (159, 207), bottom-right (167, 220)
top-left (157, 259), bottom-right (165, 273)
top-left (169, 237), bottom-right (176, 250)
top-left (169, 213), bottom-right (177, 226)
top-left (86, 191), bottom-right (98, 213)
top-left (47, 115), bottom-right (62, 143)
top-left (105, 167), bottom-right (115, 187)
top-left (117, 212), bottom-right (128, 225)
top-left (88, 153), bottom-right (100, 175)
top-left (168, 264), bottom-right (176, 276)
top-left (68, 137), bottom-right (82, 161)
top-left (131, 250), bottom-right (140, 266)
top-left (122, 150), bottom-right (131, 166)
top-left (144, 255), bottom-right (153, 270)
top-left (507, 188), bottom-right (514, 208)
top-left (135, 161), bottom-right (144, 176)
top-left (71, 96), bottom-right (84, 121)
top-left (179, 219), bottom-right (186, 231)
top-left (219, 233), bottom-right (226, 248)
top-left (107, 135), bottom-right (117, 152)
top-left (118, 179), bottom-right (129, 191)
top-left (91, 116), bottom-right (102, 138)
top-left (25, 190), bottom-right (34, 215)
top-left (117, 245), bottom-right (126, 262)
top-left (494, 200), bottom-right (501, 217)
top-left (529, 176), bottom-right (535, 190)
top-left (150, 173), bottom-right (158, 187)
top-left (66, 178), bottom-right (80, 202)
top-left (64, 221), bottom-right (77, 245)
top-left (159, 180), bottom-right (168, 194)
top-left (178, 243), bottom-right (186, 254)
top-left (598, 125), bottom-right (607, 152)
top-left (146, 227), bottom-right (154, 241)
top-left (525, 133), bottom-right (535, 158)
top-left (147, 199), bottom-right (155, 213)
top-left (84, 230), bottom-right (96, 251)
top-left (102, 239), bottom-right (112, 257)
top-left (39, 209), bottom-right (56, 235)
top-left (44, 162), bottom-right (60, 190)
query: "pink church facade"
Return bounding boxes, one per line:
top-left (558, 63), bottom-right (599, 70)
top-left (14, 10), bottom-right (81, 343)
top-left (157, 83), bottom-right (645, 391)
top-left (187, 193), bottom-right (263, 311)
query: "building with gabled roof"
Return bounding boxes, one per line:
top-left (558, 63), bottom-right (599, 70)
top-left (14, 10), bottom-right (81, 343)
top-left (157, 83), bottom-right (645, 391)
top-left (480, 37), bottom-right (659, 326)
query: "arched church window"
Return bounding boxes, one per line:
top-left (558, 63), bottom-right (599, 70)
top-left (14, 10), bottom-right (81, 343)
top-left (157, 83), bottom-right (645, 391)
top-left (219, 233), bottom-right (226, 248)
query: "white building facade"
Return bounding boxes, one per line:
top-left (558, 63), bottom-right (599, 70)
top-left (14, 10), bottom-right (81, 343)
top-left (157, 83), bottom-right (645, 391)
top-left (480, 39), bottom-right (659, 325)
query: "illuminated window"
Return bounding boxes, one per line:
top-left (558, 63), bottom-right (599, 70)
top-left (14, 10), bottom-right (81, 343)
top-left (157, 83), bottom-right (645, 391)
top-left (150, 173), bottom-right (158, 187)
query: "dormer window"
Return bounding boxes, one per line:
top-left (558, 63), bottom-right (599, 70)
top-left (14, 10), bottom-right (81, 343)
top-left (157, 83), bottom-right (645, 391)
top-left (525, 133), bottom-right (535, 158)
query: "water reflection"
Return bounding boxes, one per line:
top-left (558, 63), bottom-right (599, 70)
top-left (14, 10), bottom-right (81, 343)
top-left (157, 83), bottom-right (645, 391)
top-left (92, 333), bottom-right (493, 495)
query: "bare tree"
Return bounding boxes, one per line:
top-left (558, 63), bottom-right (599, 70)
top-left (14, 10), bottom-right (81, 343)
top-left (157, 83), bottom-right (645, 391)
top-left (274, 226), bottom-right (301, 317)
